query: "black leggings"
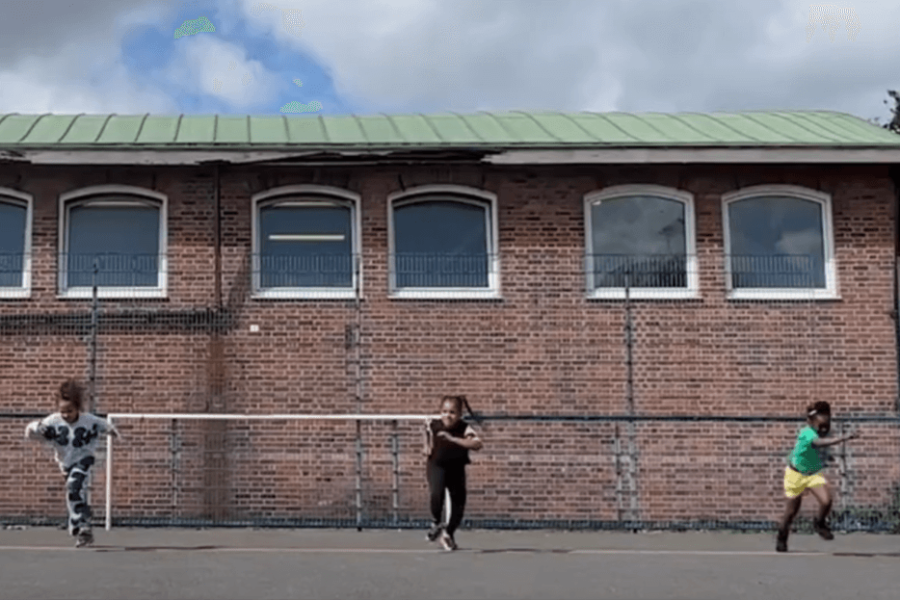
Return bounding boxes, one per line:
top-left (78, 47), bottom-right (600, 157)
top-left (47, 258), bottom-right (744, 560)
top-left (426, 461), bottom-right (466, 536)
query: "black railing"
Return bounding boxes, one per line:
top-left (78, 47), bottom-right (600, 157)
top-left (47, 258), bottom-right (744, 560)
top-left (590, 254), bottom-right (689, 288)
top-left (62, 253), bottom-right (162, 288)
top-left (256, 254), bottom-right (355, 288)
top-left (0, 252), bottom-right (25, 287)
top-left (729, 254), bottom-right (820, 289)
top-left (391, 253), bottom-right (493, 288)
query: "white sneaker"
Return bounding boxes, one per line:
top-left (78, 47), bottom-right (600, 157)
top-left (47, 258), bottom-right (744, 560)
top-left (439, 531), bottom-right (457, 551)
top-left (75, 531), bottom-right (94, 548)
top-left (426, 523), bottom-right (443, 542)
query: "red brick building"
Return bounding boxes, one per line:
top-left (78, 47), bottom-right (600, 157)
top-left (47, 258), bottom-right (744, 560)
top-left (1, 110), bottom-right (899, 529)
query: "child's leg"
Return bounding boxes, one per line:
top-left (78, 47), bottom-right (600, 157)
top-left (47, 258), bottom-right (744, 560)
top-left (807, 483), bottom-right (835, 540)
top-left (65, 466), bottom-right (92, 536)
top-left (778, 495), bottom-right (802, 541)
top-left (444, 466), bottom-right (467, 537)
top-left (779, 466), bottom-right (805, 549)
top-left (426, 461), bottom-right (446, 525)
top-left (807, 484), bottom-right (832, 522)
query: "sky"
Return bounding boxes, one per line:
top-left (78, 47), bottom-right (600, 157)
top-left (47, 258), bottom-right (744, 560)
top-left (0, 0), bottom-right (898, 120)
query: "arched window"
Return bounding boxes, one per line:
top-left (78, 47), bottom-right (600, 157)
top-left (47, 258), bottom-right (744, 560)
top-left (0, 189), bottom-right (32, 299)
top-left (388, 185), bottom-right (499, 298)
top-left (722, 185), bottom-right (837, 299)
top-left (252, 186), bottom-right (360, 299)
top-left (585, 185), bottom-right (697, 299)
top-left (59, 186), bottom-right (167, 298)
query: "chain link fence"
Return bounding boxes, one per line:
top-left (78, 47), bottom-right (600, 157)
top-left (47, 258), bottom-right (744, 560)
top-left (2, 251), bottom-right (898, 532)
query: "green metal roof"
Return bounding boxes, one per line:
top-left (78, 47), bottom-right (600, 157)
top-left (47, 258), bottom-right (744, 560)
top-left (0, 110), bottom-right (897, 150)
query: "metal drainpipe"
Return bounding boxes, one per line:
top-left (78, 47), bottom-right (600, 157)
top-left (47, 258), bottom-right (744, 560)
top-left (214, 163), bottom-right (222, 310)
top-left (891, 166), bottom-right (900, 413)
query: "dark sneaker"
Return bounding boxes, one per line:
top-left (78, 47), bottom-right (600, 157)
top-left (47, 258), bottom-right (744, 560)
top-left (439, 531), bottom-right (457, 551)
top-left (426, 523), bottom-right (443, 542)
top-left (814, 520), bottom-right (834, 541)
top-left (775, 531), bottom-right (788, 552)
top-left (75, 530), bottom-right (94, 548)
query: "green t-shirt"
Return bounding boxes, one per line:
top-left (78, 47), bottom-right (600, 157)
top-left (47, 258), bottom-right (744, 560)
top-left (789, 426), bottom-right (822, 475)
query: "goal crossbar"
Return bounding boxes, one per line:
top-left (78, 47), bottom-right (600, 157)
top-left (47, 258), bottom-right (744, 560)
top-left (104, 413), bottom-right (440, 530)
top-left (106, 413), bottom-right (440, 421)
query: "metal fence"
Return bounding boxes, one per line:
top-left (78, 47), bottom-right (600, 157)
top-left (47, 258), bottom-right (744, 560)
top-left (2, 251), bottom-right (898, 532)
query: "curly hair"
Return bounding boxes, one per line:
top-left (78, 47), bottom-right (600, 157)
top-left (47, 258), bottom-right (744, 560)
top-left (58, 379), bottom-right (84, 411)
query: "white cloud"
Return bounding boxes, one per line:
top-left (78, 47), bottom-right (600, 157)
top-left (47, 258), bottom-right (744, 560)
top-left (0, 1), bottom-right (179, 113)
top-left (775, 228), bottom-right (823, 256)
top-left (2, 0), bottom-right (900, 118)
top-left (235, 0), bottom-right (900, 117)
top-left (0, 42), bottom-right (175, 114)
top-left (163, 35), bottom-right (280, 107)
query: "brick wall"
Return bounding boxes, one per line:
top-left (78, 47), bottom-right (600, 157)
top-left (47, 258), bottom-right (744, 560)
top-left (1, 162), bottom-right (897, 527)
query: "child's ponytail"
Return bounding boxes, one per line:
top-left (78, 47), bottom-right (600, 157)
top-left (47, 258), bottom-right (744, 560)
top-left (458, 395), bottom-right (484, 428)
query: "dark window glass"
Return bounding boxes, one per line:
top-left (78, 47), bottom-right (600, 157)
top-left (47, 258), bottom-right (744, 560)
top-left (67, 203), bottom-right (160, 287)
top-left (259, 204), bottom-right (353, 288)
top-left (0, 201), bottom-right (26, 287)
top-left (590, 196), bottom-right (686, 288)
top-left (728, 197), bottom-right (825, 288)
top-left (393, 200), bottom-right (489, 288)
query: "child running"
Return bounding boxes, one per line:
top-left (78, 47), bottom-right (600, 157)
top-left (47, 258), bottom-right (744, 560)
top-left (423, 395), bottom-right (483, 551)
top-left (776, 400), bottom-right (859, 553)
top-left (25, 379), bottom-right (119, 548)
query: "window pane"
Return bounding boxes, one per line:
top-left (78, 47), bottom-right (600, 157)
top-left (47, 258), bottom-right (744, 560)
top-left (67, 204), bottom-right (160, 287)
top-left (259, 204), bottom-right (353, 288)
top-left (591, 196), bottom-right (686, 288)
top-left (394, 200), bottom-right (488, 288)
top-left (728, 196), bottom-right (825, 288)
top-left (0, 201), bottom-right (26, 287)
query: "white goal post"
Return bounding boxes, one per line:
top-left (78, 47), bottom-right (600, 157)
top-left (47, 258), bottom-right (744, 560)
top-left (104, 413), bottom-right (440, 531)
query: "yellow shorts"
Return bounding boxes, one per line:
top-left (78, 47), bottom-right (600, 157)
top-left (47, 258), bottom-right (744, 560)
top-left (784, 466), bottom-right (827, 499)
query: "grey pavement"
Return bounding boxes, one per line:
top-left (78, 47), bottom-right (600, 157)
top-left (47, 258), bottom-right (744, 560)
top-left (0, 528), bottom-right (898, 600)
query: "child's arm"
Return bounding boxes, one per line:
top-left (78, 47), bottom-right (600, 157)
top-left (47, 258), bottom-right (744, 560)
top-left (88, 414), bottom-right (120, 440)
top-left (24, 420), bottom-right (42, 441)
top-left (100, 416), bottom-right (121, 440)
top-left (813, 431), bottom-right (859, 448)
top-left (24, 419), bottom-right (53, 442)
top-left (436, 426), bottom-right (483, 451)
top-left (423, 419), bottom-right (433, 457)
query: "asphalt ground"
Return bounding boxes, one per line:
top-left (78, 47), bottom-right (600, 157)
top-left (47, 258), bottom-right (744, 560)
top-left (1, 528), bottom-right (898, 600)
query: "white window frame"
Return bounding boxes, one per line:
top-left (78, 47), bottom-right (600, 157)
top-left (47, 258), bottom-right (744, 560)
top-left (387, 185), bottom-right (500, 300)
top-left (584, 185), bottom-right (698, 300)
top-left (251, 185), bottom-right (361, 300)
top-left (58, 185), bottom-right (168, 299)
top-left (0, 188), bottom-right (33, 299)
top-left (722, 185), bottom-right (838, 301)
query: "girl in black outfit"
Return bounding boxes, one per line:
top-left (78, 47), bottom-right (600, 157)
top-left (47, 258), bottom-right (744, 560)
top-left (423, 395), bottom-right (483, 551)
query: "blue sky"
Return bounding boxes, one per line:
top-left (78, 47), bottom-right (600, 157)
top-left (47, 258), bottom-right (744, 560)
top-left (1, 0), bottom-right (900, 120)
top-left (119, 1), bottom-right (339, 114)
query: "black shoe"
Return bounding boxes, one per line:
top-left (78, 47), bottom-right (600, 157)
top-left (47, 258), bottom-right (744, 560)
top-left (776, 530), bottom-right (788, 553)
top-left (426, 523), bottom-right (443, 542)
top-left (814, 520), bottom-right (834, 541)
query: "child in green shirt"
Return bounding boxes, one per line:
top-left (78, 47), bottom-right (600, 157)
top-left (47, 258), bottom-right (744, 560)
top-left (776, 401), bottom-right (859, 552)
